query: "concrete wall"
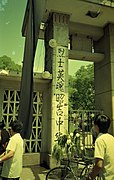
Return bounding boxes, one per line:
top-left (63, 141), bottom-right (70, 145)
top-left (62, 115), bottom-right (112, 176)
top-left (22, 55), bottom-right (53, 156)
top-left (0, 72), bottom-right (52, 166)
top-left (94, 23), bottom-right (114, 134)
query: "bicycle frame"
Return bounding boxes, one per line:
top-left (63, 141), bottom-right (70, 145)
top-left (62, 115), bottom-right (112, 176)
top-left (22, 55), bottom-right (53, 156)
top-left (46, 156), bottom-right (95, 180)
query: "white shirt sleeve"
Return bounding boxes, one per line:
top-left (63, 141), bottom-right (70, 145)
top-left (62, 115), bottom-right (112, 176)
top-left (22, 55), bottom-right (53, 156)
top-left (6, 137), bottom-right (17, 152)
top-left (94, 138), bottom-right (105, 160)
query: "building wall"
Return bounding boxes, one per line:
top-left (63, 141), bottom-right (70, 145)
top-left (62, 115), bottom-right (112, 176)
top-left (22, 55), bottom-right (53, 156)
top-left (0, 73), bottom-right (52, 165)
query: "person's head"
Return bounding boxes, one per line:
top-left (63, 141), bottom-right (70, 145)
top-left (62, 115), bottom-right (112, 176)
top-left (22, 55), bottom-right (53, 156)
top-left (10, 120), bottom-right (23, 136)
top-left (94, 114), bottom-right (110, 134)
top-left (0, 120), bottom-right (5, 130)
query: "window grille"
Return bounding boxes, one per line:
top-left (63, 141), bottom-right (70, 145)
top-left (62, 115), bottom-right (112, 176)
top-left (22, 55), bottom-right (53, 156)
top-left (2, 90), bottom-right (43, 153)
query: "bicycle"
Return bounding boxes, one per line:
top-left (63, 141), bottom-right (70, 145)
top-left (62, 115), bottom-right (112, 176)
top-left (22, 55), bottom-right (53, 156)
top-left (46, 156), bottom-right (98, 180)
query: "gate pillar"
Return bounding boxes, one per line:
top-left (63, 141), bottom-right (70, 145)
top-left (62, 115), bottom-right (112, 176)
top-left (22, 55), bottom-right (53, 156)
top-left (94, 23), bottom-right (114, 135)
top-left (44, 12), bottom-right (70, 167)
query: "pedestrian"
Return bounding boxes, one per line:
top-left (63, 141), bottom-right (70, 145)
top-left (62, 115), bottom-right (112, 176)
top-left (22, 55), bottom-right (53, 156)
top-left (0, 120), bottom-right (23, 180)
top-left (0, 121), bottom-right (10, 155)
top-left (87, 114), bottom-right (114, 180)
top-left (0, 121), bottom-right (10, 177)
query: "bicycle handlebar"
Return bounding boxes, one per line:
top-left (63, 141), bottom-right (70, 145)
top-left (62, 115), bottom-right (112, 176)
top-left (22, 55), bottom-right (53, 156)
top-left (82, 156), bottom-right (94, 164)
top-left (61, 155), bottom-right (94, 166)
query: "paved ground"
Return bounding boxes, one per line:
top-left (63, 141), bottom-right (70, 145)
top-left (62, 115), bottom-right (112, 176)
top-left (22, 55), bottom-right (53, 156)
top-left (20, 165), bottom-right (49, 180)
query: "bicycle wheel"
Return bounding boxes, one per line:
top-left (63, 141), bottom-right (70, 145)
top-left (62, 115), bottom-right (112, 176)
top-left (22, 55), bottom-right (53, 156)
top-left (46, 166), bottom-right (76, 180)
top-left (80, 165), bottom-right (98, 180)
top-left (64, 169), bottom-right (77, 180)
top-left (80, 165), bottom-right (93, 180)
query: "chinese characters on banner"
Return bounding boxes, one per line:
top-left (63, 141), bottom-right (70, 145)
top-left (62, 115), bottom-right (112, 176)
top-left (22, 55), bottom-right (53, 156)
top-left (55, 46), bottom-right (67, 134)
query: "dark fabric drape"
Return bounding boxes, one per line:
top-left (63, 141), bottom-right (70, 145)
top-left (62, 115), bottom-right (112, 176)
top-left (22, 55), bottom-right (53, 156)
top-left (19, 0), bottom-right (46, 139)
top-left (18, 0), bottom-right (38, 139)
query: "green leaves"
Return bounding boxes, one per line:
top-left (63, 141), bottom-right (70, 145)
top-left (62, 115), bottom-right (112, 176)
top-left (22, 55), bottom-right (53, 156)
top-left (58, 134), bottom-right (67, 148)
top-left (68, 64), bottom-right (95, 110)
top-left (0, 55), bottom-right (22, 72)
top-left (52, 143), bottom-right (64, 162)
top-left (52, 134), bottom-right (68, 162)
top-left (52, 132), bottom-right (82, 162)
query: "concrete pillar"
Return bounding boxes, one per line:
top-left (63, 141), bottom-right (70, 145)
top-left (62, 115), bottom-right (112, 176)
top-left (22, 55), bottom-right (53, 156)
top-left (44, 12), bottom-right (70, 167)
top-left (94, 23), bottom-right (114, 134)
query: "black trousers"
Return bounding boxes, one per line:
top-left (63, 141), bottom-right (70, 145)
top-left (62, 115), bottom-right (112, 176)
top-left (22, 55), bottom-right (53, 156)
top-left (2, 178), bottom-right (20, 180)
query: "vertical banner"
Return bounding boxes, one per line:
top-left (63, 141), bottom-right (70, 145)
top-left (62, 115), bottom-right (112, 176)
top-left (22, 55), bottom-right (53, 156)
top-left (18, 0), bottom-right (35, 139)
top-left (55, 46), bottom-right (67, 134)
top-left (18, 0), bottom-right (46, 139)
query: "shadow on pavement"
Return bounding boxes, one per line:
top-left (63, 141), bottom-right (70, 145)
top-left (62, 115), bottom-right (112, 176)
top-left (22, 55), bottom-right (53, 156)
top-left (20, 164), bottom-right (49, 180)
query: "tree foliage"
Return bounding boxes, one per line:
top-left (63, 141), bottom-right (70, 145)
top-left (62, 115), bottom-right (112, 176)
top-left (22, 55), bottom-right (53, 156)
top-left (69, 64), bottom-right (95, 110)
top-left (0, 55), bottom-right (22, 72)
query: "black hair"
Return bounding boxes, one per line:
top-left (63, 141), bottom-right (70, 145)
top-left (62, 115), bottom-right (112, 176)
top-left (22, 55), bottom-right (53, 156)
top-left (94, 114), bottom-right (110, 133)
top-left (10, 120), bottom-right (23, 133)
top-left (0, 121), bottom-right (5, 130)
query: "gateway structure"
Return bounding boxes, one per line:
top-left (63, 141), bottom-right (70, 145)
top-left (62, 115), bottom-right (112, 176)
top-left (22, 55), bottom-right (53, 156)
top-left (1, 0), bottom-right (114, 167)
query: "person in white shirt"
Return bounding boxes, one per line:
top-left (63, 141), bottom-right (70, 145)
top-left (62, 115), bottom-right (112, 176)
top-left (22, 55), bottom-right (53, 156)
top-left (0, 120), bottom-right (23, 180)
top-left (87, 114), bottom-right (114, 180)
